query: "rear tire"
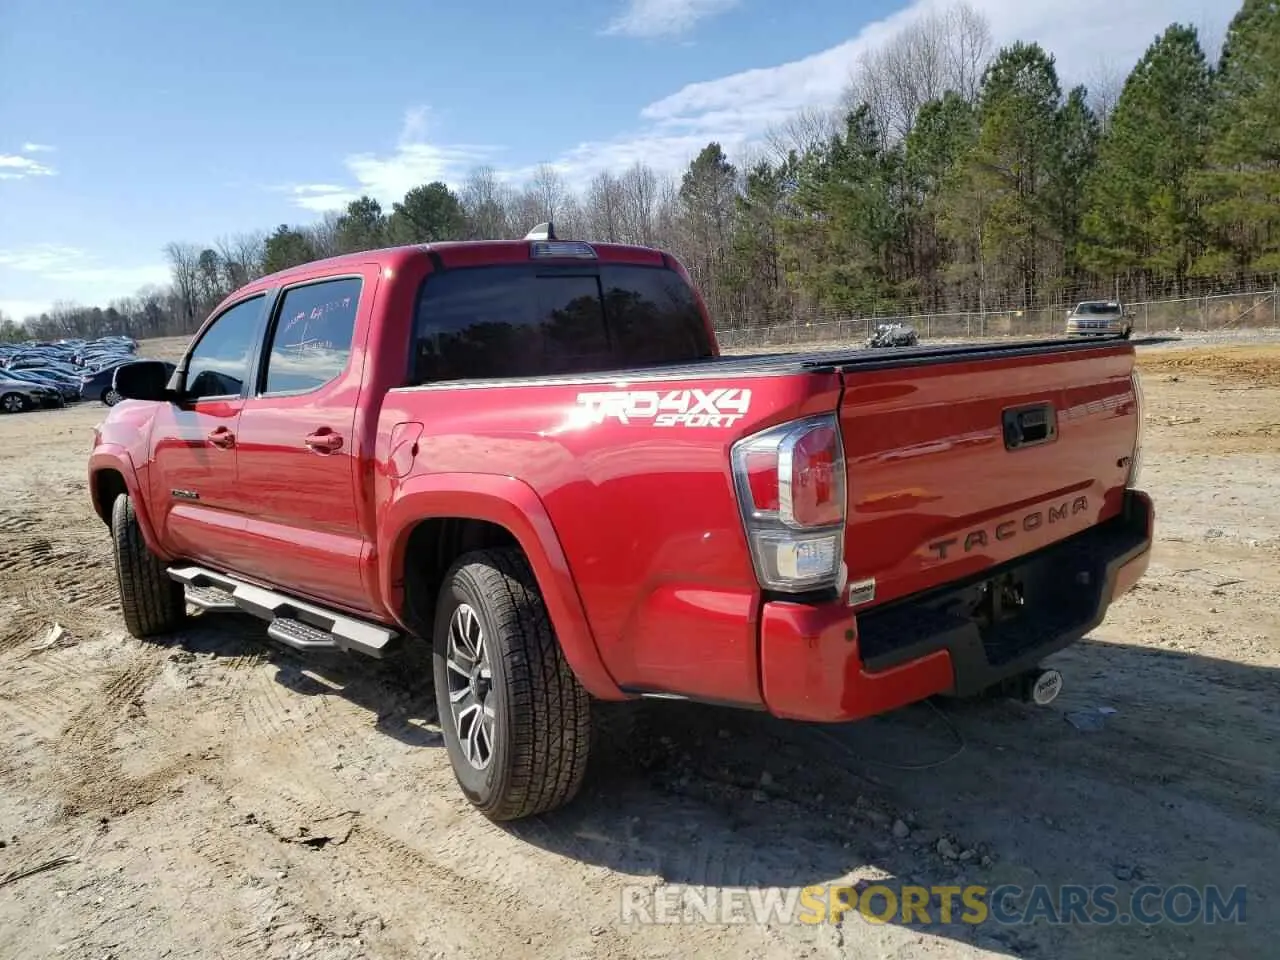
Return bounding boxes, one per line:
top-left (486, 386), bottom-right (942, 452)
top-left (110, 494), bottom-right (186, 639)
top-left (102, 388), bottom-right (122, 406)
top-left (431, 547), bottom-right (591, 821)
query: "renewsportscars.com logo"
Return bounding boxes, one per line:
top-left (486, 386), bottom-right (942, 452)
top-left (618, 882), bottom-right (1247, 927)
top-left (574, 388), bottom-right (752, 428)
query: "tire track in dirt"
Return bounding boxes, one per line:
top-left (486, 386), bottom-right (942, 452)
top-left (46, 644), bottom-right (219, 818)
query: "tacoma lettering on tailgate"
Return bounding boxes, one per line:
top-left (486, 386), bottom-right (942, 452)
top-left (575, 388), bottom-right (752, 427)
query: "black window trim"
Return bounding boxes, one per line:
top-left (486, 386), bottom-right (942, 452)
top-left (177, 291), bottom-right (273, 403)
top-left (408, 261), bottom-right (707, 387)
top-left (254, 273), bottom-right (365, 400)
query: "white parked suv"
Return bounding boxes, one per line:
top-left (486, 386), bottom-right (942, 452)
top-left (1065, 301), bottom-right (1133, 339)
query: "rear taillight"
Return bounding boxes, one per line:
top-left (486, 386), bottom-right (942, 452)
top-left (1128, 370), bottom-right (1144, 488)
top-left (731, 414), bottom-right (846, 593)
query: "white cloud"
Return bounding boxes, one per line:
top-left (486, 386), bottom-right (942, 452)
top-left (0, 244), bottom-right (169, 317)
top-left (21, 142), bottom-right (56, 154)
top-left (283, 106), bottom-right (499, 212)
top-left (0, 299), bottom-right (53, 321)
top-left (603, 0), bottom-right (741, 38)
top-left (552, 0), bottom-right (1234, 181)
top-left (288, 0), bottom-right (1233, 202)
top-left (0, 152), bottom-right (56, 180)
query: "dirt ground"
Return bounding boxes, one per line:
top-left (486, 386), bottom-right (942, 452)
top-left (0, 342), bottom-right (1276, 959)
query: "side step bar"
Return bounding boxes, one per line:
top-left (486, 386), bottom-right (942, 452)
top-left (167, 565), bottom-right (399, 658)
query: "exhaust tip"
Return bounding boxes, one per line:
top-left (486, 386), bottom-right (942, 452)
top-left (1023, 667), bottom-right (1064, 705)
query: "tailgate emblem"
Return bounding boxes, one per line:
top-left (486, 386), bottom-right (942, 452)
top-left (846, 578), bottom-right (876, 607)
top-left (926, 496), bottom-right (1089, 560)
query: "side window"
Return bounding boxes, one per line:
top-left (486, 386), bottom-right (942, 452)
top-left (263, 277), bottom-right (361, 394)
top-left (185, 295), bottom-right (264, 400)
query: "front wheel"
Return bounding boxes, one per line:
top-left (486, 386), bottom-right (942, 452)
top-left (431, 548), bottom-right (591, 821)
top-left (102, 388), bottom-right (122, 406)
top-left (110, 494), bottom-right (187, 638)
top-left (1, 392), bottom-right (29, 414)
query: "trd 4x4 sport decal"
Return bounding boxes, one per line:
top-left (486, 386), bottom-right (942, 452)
top-left (575, 388), bottom-right (752, 427)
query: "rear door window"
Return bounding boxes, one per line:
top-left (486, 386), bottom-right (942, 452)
top-left (413, 263), bottom-right (711, 383)
top-left (262, 277), bottom-right (362, 394)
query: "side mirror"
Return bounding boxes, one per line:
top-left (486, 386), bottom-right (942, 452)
top-left (112, 360), bottom-right (172, 402)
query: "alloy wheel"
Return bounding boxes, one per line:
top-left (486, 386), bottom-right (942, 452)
top-left (445, 603), bottom-right (496, 770)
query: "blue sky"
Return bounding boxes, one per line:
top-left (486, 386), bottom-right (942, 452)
top-left (1, 0), bottom-right (1230, 320)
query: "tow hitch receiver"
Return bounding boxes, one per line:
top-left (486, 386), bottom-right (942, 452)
top-left (1019, 667), bottom-right (1064, 705)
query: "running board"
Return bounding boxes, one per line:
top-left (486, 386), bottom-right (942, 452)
top-left (167, 565), bottom-right (398, 658)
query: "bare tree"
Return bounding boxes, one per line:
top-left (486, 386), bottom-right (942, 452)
top-left (944, 1), bottom-right (992, 103)
top-left (305, 212), bottom-right (344, 259)
top-left (618, 162), bottom-right (660, 246)
top-left (1085, 61), bottom-right (1126, 134)
top-left (584, 171), bottom-right (625, 242)
top-left (459, 165), bottom-right (516, 240)
top-left (526, 163), bottom-right (569, 225)
top-left (215, 230), bottom-right (267, 289)
top-left (764, 106), bottom-right (840, 162)
top-left (163, 241), bottom-right (202, 331)
top-left (843, 0), bottom-right (992, 142)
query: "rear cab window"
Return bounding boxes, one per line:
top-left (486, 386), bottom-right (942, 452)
top-left (261, 277), bottom-right (362, 395)
top-left (411, 263), bottom-right (713, 383)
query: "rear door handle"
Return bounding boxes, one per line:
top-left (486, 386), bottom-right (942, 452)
top-left (304, 430), bottom-right (343, 453)
top-left (207, 427), bottom-right (236, 449)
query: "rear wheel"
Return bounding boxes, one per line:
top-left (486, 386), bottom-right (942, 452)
top-left (431, 547), bottom-right (591, 821)
top-left (1, 392), bottom-right (28, 414)
top-left (110, 494), bottom-right (186, 638)
top-left (102, 388), bottom-right (122, 406)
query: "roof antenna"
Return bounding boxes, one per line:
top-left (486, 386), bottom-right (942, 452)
top-left (525, 221), bottom-right (556, 241)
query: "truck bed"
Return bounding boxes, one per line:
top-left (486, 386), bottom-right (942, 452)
top-left (399, 335), bottom-right (1132, 389)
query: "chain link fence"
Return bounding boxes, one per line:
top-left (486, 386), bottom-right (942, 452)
top-left (714, 288), bottom-right (1280, 352)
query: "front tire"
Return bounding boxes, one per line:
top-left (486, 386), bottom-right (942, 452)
top-left (110, 494), bottom-right (186, 638)
top-left (431, 548), bottom-right (591, 821)
top-left (1, 392), bottom-right (29, 414)
top-left (102, 388), bottom-right (122, 406)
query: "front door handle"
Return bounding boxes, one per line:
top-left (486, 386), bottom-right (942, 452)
top-left (304, 430), bottom-right (343, 453)
top-left (207, 427), bottom-right (236, 449)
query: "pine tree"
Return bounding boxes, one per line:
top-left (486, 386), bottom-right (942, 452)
top-left (1199, 0), bottom-right (1280, 275)
top-left (904, 92), bottom-right (978, 308)
top-left (943, 42), bottom-right (1064, 308)
top-left (1080, 24), bottom-right (1212, 293)
top-left (1052, 87), bottom-right (1100, 297)
top-left (781, 105), bottom-right (901, 314)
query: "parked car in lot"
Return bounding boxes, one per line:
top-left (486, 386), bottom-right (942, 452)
top-left (81, 360), bottom-right (174, 405)
top-left (3, 367), bottom-right (81, 403)
top-left (2, 334), bottom-right (142, 405)
top-left (1, 375), bottom-right (61, 412)
top-left (91, 227), bottom-right (1153, 822)
top-left (1066, 300), bottom-right (1133, 338)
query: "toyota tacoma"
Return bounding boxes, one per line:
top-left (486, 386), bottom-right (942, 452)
top-left (89, 226), bottom-right (1153, 821)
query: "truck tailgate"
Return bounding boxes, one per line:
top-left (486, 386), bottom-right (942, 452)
top-left (838, 342), bottom-right (1140, 607)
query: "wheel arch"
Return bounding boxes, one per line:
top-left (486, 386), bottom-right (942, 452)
top-left (379, 474), bottom-right (623, 700)
top-left (88, 448), bottom-right (172, 560)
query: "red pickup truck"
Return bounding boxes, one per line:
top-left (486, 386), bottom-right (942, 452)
top-left (89, 228), bottom-right (1153, 821)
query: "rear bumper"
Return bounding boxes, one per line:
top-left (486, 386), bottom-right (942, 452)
top-left (759, 489), bottom-right (1154, 723)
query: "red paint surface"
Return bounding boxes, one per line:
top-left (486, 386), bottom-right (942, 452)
top-left (89, 241), bottom-right (1151, 718)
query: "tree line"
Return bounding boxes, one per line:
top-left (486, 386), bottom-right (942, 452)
top-left (6, 0), bottom-right (1276, 345)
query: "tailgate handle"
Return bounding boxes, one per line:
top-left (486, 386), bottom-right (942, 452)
top-left (1003, 403), bottom-right (1056, 450)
